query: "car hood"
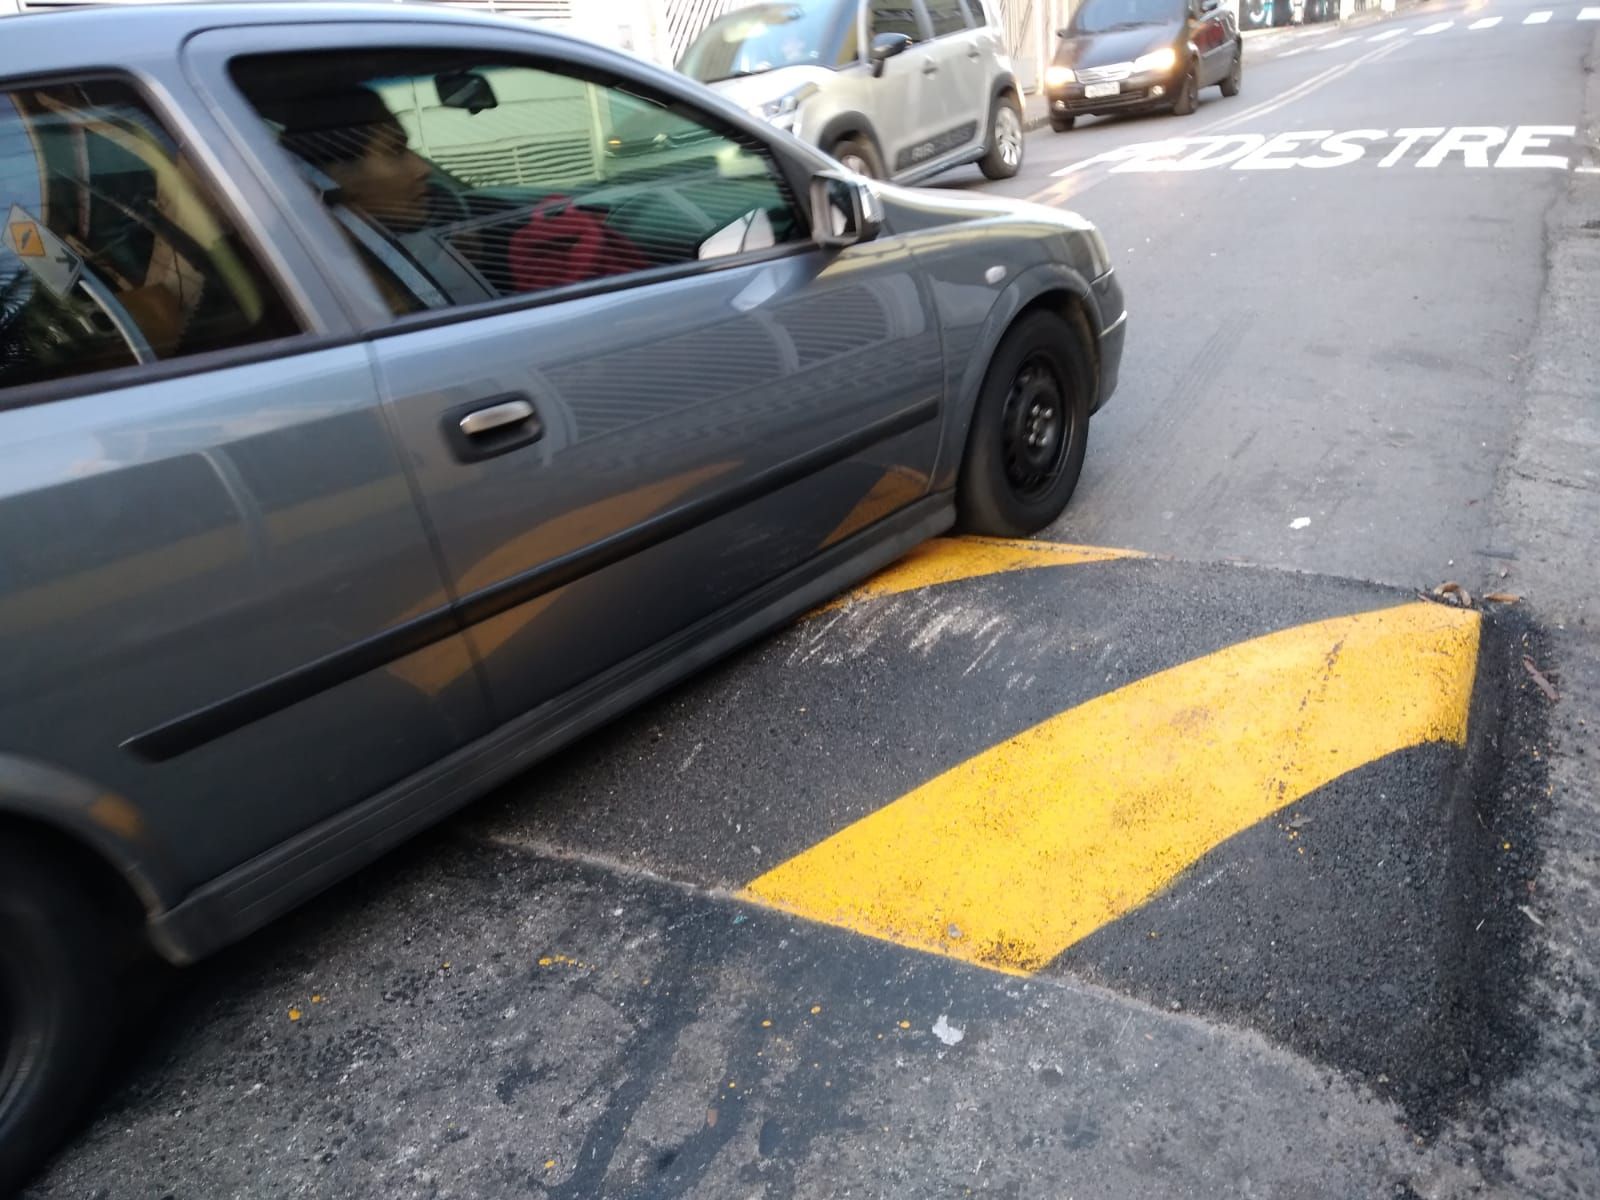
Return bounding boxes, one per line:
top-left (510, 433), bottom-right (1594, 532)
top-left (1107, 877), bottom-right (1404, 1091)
top-left (877, 179), bottom-right (1099, 238)
top-left (704, 64), bottom-right (836, 110)
top-left (1053, 22), bottom-right (1183, 67)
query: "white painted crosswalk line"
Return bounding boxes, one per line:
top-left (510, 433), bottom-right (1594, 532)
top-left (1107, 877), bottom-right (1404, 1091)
top-left (1580, 6), bottom-right (1600, 18)
top-left (1370, 26), bottom-right (1409, 40)
top-left (1468, 15), bottom-right (1503, 27)
top-left (1415, 20), bottom-right (1454, 33)
top-left (1523, 9), bottom-right (1552, 22)
top-left (1322, 35), bottom-right (1357, 48)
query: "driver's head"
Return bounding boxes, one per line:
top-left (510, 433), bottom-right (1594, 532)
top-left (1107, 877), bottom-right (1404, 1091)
top-left (270, 85), bottom-right (432, 231)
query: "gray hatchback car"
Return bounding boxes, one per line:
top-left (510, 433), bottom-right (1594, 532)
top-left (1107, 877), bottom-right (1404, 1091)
top-left (0, 3), bottom-right (1124, 1185)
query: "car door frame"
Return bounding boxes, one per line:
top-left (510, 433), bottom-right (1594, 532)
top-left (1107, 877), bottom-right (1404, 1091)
top-left (0, 28), bottom-right (499, 933)
top-left (1190, 0), bottom-right (1230, 84)
top-left (154, 13), bottom-right (954, 961)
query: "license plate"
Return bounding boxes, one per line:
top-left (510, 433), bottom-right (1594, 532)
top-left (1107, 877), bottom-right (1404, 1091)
top-left (1084, 82), bottom-right (1121, 99)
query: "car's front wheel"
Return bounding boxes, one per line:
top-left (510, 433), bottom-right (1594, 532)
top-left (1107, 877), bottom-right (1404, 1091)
top-left (1049, 113), bottom-right (1077, 133)
top-left (1171, 57), bottom-right (1201, 115)
top-left (1220, 43), bottom-right (1243, 96)
top-left (829, 135), bottom-right (885, 180)
top-left (979, 93), bottom-right (1025, 179)
top-left (957, 310), bottom-right (1092, 537)
top-left (0, 838), bottom-right (118, 1195)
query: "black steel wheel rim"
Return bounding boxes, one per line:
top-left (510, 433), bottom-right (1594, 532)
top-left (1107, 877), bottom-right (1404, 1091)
top-left (1001, 353), bottom-right (1072, 501)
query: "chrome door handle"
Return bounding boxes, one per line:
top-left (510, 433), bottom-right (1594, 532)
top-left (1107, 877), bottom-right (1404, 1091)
top-left (443, 393), bottom-right (544, 462)
top-left (922, 59), bottom-right (939, 74)
top-left (459, 398), bottom-right (534, 436)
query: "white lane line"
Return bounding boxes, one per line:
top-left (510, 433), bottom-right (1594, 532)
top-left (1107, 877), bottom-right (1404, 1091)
top-left (1323, 35), bottom-right (1358, 48)
top-left (1580, 6), bottom-right (1600, 17)
top-left (1279, 44), bottom-right (1313, 55)
top-left (1370, 26), bottom-right (1410, 39)
top-left (1523, 9), bottom-right (1552, 22)
top-left (1468, 15), bottom-right (1503, 27)
top-left (1414, 20), bottom-right (1454, 33)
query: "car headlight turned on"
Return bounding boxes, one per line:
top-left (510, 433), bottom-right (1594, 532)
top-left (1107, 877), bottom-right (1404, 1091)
top-left (1133, 46), bottom-right (1178, 73)
top-left (748, 84), bottom-right (817, 133)
top-left (1044, 65), bottom-right (1077, 88)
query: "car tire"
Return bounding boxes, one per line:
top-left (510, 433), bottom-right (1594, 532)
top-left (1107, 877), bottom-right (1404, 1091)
top-left (1049, 113), bottom-right (1077, 133)
top-left (0, 839), bottom-right (118, 1195)
top-left (978, 92), bottom-right (1025, 180)
top-left (956, 310), bottom-right (1092, 538)
top-left (829, 135), bottom-right (885, 180)
top-left (1171, 57), bottom-right (1201, 115)
top-left (1220, 43), bottom-right (1243, 96)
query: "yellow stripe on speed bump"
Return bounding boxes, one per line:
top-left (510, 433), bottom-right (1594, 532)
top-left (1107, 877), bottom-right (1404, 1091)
top-left (743, 601), bottom-right (1480, 975)
top-left (817, 535), bottom-right (1142, 612)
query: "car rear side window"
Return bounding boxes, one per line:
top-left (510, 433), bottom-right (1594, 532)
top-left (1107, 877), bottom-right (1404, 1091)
top-left (229, 52), bottom-right (808, 318)
top-left (0, 78), bottom-right (301, 395)
top-left (924, 0), bottom-right (972, 35)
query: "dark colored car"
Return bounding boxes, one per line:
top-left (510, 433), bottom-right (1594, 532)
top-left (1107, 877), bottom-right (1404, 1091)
top-left (1043, 0), bottom-right (1242, 130)
top-left (0, 3), bottom-right (1125, 1188)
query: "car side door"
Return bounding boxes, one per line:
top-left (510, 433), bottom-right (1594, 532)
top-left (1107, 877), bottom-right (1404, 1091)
top-left (191, 22), bottom-right (947, 728)
top-left (865, 0), bottom-right (946, 176)
top-left (916, 0), bottom-right (990, 158)
top-left (1194, 0), bottom-right (1229, 83)
top-left (0, 63), bottom-right (490, 896)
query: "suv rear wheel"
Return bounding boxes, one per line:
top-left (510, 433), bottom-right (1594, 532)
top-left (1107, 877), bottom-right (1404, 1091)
top-left (957, 310), bottom-right (1092, 537)
top-left (978, 93), bottom-right (1025, 180)
top-left (0, 838), bottom-right (118, 1194)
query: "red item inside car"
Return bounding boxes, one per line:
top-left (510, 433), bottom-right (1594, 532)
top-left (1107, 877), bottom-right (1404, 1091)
top-left (508, 195), bottom-right (648, 293)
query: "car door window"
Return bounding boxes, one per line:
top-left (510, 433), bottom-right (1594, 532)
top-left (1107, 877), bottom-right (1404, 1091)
top-left (0, 77), bottom-right (300, 394)
top-left (870, 1), bottom-right (927, 40)
top-left (229, 52), bottom-right (808, 316)
top-left (923, 0), bottom-right (972, 36)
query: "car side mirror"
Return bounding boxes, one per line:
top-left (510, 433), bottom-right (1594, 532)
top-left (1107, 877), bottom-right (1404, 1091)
top-left (436, 70), bottom-right (498, 114)
top-left (1056, 25), bottom-right (1072, 36)
top-left (811, 170), bottom-right (882, 248)
top-left (870, 32), bottom-right (913, 77)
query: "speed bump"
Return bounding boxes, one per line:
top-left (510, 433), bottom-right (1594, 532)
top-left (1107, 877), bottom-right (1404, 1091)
top-left (741, 600), bottom-right (1481, 975)
top-left (813, 535), bottom-right (1141, 611)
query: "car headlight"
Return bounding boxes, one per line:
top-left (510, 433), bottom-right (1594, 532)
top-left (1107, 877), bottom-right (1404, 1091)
top-left (1044, 65), bottom-right (1077, 87)
top-left (1133, 46), bottom-right (1178, 72)
top-left (747, 84), bottom-right (817, 132)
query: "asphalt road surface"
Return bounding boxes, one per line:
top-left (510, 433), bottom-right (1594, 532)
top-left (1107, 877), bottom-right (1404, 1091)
top-left (26, 4), bottom-right (1600, 1198)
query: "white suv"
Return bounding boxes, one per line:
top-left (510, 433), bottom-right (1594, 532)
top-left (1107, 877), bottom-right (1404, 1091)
top-left (680, 0), bottom-right (1024, 182)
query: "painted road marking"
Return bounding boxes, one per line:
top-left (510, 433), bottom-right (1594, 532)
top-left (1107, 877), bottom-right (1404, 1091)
top-left (1524, 9), bottom-right (1552, 20)
top-left (1582, 6), bottom-right (1600, 17)
top-left (1469, 15), bottom-right (1504, 27)
top-left (1369, 26), bottom-right (1410, 40)
top-left (817, 536), bottom-right (1139, 612)
top-left (1414, 20), bottom-right (1455, 34)
top-left (1323, 35), bottom-right (1358, 48)
top-left (1051, 125), bottom-right (1578, 175)
top-left (743, 602), bottom-right (1481, 975)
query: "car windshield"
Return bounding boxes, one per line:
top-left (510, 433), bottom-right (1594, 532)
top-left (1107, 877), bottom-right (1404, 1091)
top-left (1069, 0), bottom-right (1183, 33)
top-left (679, 1), bottom-right (847, 82)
